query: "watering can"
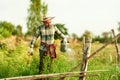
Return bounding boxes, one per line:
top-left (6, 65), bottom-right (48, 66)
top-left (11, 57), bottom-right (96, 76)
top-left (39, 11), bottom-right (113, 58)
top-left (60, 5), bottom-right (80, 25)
top-left (60, 38), bottom-right (69, 52)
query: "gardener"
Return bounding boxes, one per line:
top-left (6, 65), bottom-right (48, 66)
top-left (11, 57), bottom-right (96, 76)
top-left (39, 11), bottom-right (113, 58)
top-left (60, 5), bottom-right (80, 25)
top-left (28, 16), bottom-right (66, 76)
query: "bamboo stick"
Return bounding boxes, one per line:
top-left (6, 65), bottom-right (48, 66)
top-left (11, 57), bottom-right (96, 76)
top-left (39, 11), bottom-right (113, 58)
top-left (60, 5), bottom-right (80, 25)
top-left (111, 29), bottom-right (120, 65)
top-left (0, 70), bottom-right (109, 80)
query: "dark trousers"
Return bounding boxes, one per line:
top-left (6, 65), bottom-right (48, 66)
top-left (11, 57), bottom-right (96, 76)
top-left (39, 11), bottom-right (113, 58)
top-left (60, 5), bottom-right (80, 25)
top-left (39, 50), bottom-right (52, 80)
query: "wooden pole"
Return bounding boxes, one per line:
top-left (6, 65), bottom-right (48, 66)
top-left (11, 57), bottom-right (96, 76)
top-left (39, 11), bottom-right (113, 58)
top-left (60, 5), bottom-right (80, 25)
top-left (1, 74), bottom-right (99, 80)
top-left (79, 36), bottom-right (92, 80)
top-left (111, 29), bottom-right (120, 68)
top-left (0, 70), bottom-right (109, 80)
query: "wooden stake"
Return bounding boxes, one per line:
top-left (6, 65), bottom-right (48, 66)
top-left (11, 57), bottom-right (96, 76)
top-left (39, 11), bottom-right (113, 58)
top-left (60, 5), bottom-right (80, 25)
top-left (111, 29), bottom-right (120, 67)
top-left (79, 36), bottom-right (92, 80)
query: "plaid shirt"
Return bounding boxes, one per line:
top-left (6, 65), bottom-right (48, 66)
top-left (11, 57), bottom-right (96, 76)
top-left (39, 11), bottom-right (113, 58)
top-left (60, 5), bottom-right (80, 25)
top-left (30, 24), bottom-right (65, 51)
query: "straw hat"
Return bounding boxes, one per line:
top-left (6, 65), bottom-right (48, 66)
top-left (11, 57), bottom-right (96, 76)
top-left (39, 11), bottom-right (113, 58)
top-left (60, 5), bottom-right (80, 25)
top-left (41, 17), bottom-right (55, 22)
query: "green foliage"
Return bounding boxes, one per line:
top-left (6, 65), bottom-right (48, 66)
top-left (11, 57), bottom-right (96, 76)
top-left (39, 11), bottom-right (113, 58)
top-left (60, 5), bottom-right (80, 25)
top-left (0, 27), bottom-right (11, 37)
top-left (92, 35), bottom-right (103, 43)
top-left (102, 31), bottom-right (112, 43)
top-left (54, 23), bottom-right (69, 39)
top-left (12, 25), bottom-right (23, 36)
top-left (83, 30), bottom-right (92, 38)
top-left (78, 30), bottom-right (92, 42)
top-left (27, 0), bottom-right (43, 35)
top-left (117, 37), bottom-right (120, 43)
top-left (0, 21), bottom-right (15, 38)
top-left (42, 2), bottom-right (48, 17)
top-left (34, 41), bottom-right (40, 48)
top-left (0, 41), bottom-right (39, 78)
top-left (117, 22), bottom-right (120, 32)
top-left (0, 42), bottom-right (7, 50)
top-left (0, 38), bottom-right (119, 80)
top-left (0, 21), bottom-right (14, 32)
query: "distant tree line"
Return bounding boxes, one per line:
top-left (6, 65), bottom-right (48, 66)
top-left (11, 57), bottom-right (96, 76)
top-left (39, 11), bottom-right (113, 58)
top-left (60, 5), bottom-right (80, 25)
top-left (75, 28), bottom-right (120, 43)
top-left (1, 20), bottom-right (120, 43)
top-left (0, 21), bottom-right (23, 39)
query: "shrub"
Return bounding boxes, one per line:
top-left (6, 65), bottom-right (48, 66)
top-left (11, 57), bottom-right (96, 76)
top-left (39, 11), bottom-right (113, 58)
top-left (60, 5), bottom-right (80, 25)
top-left (0, 21), bottom-right (15, 38)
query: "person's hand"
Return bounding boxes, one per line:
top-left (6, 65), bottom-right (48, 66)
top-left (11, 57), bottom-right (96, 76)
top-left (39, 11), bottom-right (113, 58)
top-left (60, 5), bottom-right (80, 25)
top-left (28, 48), bottom-right (33, 56)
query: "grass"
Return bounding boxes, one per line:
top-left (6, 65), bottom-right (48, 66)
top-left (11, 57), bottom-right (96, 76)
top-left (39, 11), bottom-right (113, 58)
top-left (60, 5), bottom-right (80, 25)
top-left (0, 37), bottom-right (120, 80)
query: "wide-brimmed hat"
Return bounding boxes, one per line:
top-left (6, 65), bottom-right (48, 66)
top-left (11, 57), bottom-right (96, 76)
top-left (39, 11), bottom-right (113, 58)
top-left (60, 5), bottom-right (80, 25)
top-left (41, 17), bottom-right (55, 22)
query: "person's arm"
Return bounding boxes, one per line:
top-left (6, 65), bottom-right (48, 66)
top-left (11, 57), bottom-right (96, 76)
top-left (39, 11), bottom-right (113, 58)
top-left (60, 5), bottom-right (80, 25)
top-left (54, 26), bottom-right (65, 39)
top-left (29, 26), bottom-right (40, 55)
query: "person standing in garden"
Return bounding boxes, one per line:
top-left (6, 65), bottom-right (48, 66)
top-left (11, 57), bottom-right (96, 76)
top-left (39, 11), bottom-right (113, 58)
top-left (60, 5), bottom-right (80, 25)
top-left (28, 16), bottom-right (66, 77)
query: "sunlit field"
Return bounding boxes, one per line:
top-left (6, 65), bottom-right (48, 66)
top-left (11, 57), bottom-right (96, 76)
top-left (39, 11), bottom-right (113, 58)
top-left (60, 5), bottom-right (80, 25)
top-left (0, 36), bottom-right (120, 80)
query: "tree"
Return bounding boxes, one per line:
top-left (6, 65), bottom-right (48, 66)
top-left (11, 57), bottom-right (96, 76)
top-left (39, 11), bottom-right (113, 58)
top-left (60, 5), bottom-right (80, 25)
top-left (92, 35), bottom-right (102, 43)
top-left (16, 25), bottom-right (23, 37)
top-left (102, 31), bottom-right (111, 43)
top-left (83, 30), bottom-right (92, 38)
top-left (42, 2), bottom-right (48, 18)
top-left (27, 0), bottom-right (43, 35)
top-left (117, 22), bottom-right (120, 32)
top-left (71, 33), bottom-right (78, 39)
top-left (0, 21), bottom-right (15, 38)
top-left (26, 0), bottom-right (48, 36)
top-left (116, 22), bottom-right (120, 43)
